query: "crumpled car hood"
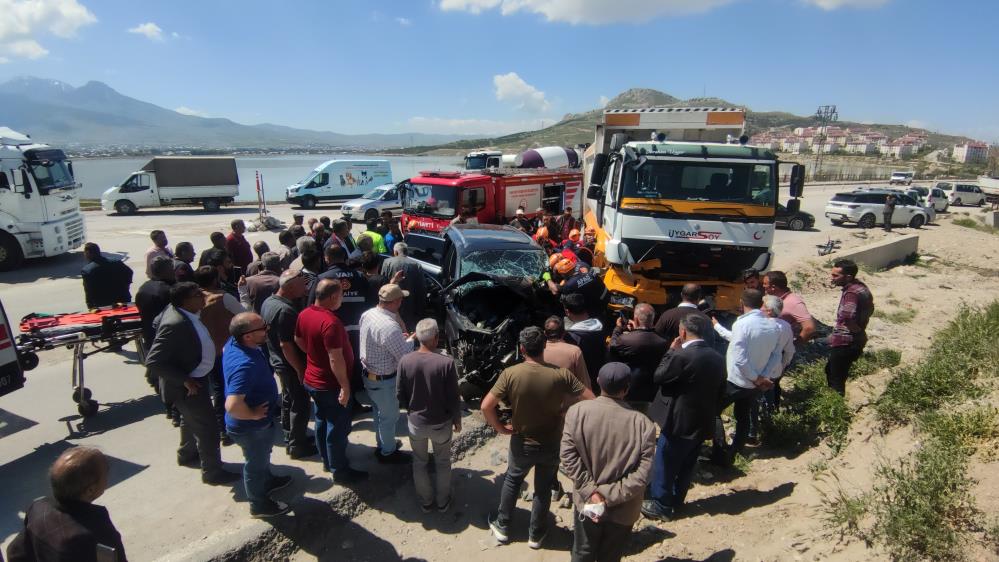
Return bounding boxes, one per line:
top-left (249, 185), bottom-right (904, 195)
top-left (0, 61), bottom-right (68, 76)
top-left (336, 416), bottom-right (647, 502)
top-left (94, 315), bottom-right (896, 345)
top-left (445, 271), bottom-right (536, 299)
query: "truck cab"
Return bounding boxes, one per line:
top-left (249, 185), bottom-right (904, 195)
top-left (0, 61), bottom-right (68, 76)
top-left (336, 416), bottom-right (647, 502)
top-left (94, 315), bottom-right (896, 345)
top-left (401, 171), bottom-right (495, 234)
top-left (0, 128), bottom-right (85, 270)
top-left (583, 108), bottom-right (804, 311)
top-left (464, 151), bottom-right (503, 170)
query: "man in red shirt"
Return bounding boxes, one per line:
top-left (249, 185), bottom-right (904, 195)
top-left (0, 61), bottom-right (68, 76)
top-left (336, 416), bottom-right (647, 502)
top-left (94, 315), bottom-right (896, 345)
top-left (294, 278), bottom-right (368, 484)
top-left (763, 270), bottom-right (816, 345)
top-left (226, 219), bottom-right (254, 271)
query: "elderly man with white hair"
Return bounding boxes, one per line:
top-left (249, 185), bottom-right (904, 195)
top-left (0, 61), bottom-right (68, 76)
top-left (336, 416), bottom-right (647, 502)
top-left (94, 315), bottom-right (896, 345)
top-left (762, 294), bottom-right (796, 413)
top-left (397, 318), bottom-right (462, 512)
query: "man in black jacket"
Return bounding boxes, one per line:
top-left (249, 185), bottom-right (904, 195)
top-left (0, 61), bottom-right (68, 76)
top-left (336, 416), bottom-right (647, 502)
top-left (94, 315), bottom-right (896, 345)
top-left (135, 257), bottom-right (175, 353)
top-left (642, 314), bottom-right (726, 521)
top-left (80, 243), bottom-right (133, 309)
top-left (145, 282), bottom-right (239, 485)
top-left (608, 303), bottom-right (667, 413)
top-left (6, 446), bottom-right (127, 562)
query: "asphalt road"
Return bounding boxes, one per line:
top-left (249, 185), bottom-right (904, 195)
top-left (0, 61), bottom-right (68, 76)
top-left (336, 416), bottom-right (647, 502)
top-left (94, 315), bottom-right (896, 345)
top-left (0, 184), bottom-right (920, 559)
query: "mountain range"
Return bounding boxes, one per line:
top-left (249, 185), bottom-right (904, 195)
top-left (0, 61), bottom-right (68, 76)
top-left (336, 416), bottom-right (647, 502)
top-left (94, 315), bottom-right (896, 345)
top-left (0, 77), bottom-right (475, 149)
top-left (394, 88), bottom-right (973, 155)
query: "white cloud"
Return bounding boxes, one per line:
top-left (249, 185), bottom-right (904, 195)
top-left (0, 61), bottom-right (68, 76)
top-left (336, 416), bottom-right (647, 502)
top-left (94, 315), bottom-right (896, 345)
top-left (395, 17), bottom-right (412, 26)
top-left (493, 72), bottom-right (550, 113)
top-left (0, 0), bottom-right (96, 61)
top-left (175, 106), bottom-right (209, 118)
top-left (802, 0), bottom-right (889, 9)
top-left (128, 22), bottom-right (164, 41)
top-left (408, 116), bottom-right (554, 135)
top-left (171, 31), bottom-right (180, 39)
top-left (599, 95), bottom-right (609, 108)
top-left (440, 0), bottom-right (734, 24)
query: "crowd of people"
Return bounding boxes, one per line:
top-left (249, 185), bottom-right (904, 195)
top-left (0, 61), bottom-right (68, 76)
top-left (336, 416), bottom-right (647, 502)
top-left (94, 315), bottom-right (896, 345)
top-left (10, 208), bottom-right (876, 562)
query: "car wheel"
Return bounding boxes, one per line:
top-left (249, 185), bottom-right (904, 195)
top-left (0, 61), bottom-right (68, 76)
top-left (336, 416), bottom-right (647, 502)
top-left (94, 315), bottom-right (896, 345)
top-left (976, 198), bottom-right (984, 207)
top-left (0, 231), bottom-right (25, 272)
top-left (954, 198), bottom-right (962, 206)
top-left (364, 208), bottom-right (379, 222)
top-left (909, 215), bottom-right (925, 229)
top-left (114, 200), bottom-right (137, 215)
top-left (858, 214), bottom-right (877, 229)
top-left (202, 198), bottom-right (221, 212)
top-left (788, 217), bottom-right (806, 231)
top-left (301, 196), bottom-right (317, 210)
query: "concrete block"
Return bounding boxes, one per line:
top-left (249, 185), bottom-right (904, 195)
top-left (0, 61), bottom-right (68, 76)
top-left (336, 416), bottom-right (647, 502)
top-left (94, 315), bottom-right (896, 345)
top-left (835, 234), bottom-right (919, 271)
top-left (990, 211), bottom-right (999, 229)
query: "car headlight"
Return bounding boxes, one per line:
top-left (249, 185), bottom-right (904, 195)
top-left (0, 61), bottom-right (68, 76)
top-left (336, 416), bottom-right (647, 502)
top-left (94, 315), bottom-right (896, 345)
top-left (608, 294), bottom-right (636, 307)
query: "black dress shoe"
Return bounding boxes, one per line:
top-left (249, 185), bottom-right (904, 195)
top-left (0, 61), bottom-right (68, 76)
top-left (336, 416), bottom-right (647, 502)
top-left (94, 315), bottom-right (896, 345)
top-left (288, 443), bottom-right (319, 459)
top-left (641, 500), bottom-right (674, 521)
top-left (202, 469), bottom-right (241, 485)
top-left (267, 475), bottom-right (293, 494)
top-left (177, 455), bottom-right (200, 468)
top-left (376, 450), bottom-right (412, 465)
top-left (251, 499), bottom-right (291, 518)
top-left (333, 467), bottom-right (369, 484)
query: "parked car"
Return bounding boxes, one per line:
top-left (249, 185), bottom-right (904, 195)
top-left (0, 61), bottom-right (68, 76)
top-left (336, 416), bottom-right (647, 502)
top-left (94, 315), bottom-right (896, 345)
top-left (406, 224), bottom-right (557, 400)
top-left (775, 203), bottom-right (815, 231)
top-left (339, 180), bottom-right (409, 222)
top-left (905, 187), bottom-right (947, 213)
top-left (825, 188), bottom-right (929, 229)
top-left (935, 182), bottom-right (986, 206)
top-left (889, 171), bottom-right (914, 185)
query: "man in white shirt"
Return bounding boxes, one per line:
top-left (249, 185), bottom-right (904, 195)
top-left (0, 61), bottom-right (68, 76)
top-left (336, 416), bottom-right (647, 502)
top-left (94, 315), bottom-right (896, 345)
top-left (359, 284), bottom-right (414, 464)
top-left (710, 289), bottom-right (782, 465)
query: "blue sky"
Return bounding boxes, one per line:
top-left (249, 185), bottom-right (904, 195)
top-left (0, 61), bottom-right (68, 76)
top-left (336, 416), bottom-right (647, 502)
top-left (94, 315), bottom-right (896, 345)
top-left (1, 0), bottom-right (997, 141)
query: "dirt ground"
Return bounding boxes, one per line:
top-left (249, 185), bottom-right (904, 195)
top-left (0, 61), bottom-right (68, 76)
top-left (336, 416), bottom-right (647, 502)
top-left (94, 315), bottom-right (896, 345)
top-left (291, 208), bottom-right (999, 562)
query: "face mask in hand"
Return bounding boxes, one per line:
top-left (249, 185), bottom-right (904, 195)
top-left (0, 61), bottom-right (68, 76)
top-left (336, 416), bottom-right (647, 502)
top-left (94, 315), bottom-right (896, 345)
top-left (579, 501), bottom-right (606, 521)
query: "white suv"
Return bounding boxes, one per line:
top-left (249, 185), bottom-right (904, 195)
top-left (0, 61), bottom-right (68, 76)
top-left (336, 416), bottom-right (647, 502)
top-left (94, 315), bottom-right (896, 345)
top-left (935, 182), bottom-right (986, 206)
top-left (889, 171), bottom-right (914, 185)
top-left (825, 189), bottom-right (929, 229)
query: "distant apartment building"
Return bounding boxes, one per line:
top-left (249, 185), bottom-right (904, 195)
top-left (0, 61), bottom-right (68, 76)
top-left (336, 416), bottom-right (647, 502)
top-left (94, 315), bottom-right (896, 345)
top-left (781, 137), bottom-right (805, 154)
top-left (952, 142), bottom-right (988, 164)
top-left (845, 140), bottom-right (875, 155)
top-left (881, 141), bottom-right (916, 159)
top-left (813, 142), bottom-right (840, 154)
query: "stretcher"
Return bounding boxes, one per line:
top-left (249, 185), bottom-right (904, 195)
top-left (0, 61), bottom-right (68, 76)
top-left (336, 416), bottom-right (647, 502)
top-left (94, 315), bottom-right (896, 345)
top-left (16, 304), bottom-right (145, 417)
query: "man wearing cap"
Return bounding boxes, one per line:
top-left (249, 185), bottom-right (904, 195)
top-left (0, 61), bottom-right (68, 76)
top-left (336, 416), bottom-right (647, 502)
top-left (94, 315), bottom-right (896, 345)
top-left (358, 283), bottom-right (413, 464)
top-left (484, 326), bottom-right (595, 549)
top-left (561, 362), bottom-right (657, 561)
top-left (261, 269), bottom-right (317, 459)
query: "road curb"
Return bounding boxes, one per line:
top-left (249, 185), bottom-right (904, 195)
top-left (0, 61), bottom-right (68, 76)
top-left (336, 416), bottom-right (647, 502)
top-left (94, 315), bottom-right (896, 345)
top-left (156, 414), bottom-right (496, 562)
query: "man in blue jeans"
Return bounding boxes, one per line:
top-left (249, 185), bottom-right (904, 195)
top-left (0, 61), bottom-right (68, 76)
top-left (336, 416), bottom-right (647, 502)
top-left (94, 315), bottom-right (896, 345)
top-left (222, 312), bottom-right (292, 518)
top-left (295, 279), bottom-right (367, 484)
top-left (358, 283), bottom-right (413, 464)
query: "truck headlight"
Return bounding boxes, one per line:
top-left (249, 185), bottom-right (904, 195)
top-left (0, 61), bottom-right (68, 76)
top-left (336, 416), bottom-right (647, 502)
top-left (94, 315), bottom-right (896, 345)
top-left (608, 294), bottom-right (636, 307)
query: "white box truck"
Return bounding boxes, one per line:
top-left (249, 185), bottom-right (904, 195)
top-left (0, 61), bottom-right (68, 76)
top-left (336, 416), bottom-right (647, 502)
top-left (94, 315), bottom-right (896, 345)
top-left (285, 159), bottom-right (391, 209)
top-left (101, 157), bottom-right (239, 214)
top-left (0, 127), bottom-right (86, 271)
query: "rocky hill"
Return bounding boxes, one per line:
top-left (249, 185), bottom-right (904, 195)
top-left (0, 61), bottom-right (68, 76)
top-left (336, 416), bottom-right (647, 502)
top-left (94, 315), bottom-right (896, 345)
top-left (394, 88), bottom-right (972, 155)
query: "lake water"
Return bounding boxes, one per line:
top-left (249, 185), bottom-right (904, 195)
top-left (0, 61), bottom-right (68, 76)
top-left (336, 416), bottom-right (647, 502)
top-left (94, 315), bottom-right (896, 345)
top-left (72, 154), bottom-right (464, 201)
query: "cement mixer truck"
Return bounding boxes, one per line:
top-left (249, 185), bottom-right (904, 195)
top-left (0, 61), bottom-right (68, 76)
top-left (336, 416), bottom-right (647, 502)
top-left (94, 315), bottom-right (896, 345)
top-left (464, 147), bottom-right (582, 170)
top-left (583, 108), bottom-right (805, 312)
top-left (0, 128), bottom-right (85, 271)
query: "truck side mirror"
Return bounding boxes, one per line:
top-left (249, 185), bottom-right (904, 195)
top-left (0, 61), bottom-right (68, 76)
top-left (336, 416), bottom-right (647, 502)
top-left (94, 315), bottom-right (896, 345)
top-left (610, 133), bottom-right (628, 152)
top-left (589, 153), bottom-right (608, 187)
top-left (789, 164), bottom-right (805, 198)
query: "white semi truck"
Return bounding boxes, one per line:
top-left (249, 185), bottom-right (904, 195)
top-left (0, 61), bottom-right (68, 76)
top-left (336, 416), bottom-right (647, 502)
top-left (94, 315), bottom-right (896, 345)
top-left (0, 128), bottom-right (85, 271)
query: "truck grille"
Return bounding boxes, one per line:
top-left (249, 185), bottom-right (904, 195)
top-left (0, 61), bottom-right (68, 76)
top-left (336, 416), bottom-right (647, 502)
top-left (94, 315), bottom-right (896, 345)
top-left (66, 217), bottom-right (85, 245)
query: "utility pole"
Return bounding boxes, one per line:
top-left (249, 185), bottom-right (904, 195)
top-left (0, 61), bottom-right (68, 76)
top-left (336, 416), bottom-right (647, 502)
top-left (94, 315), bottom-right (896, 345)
top-left (814, 105), bottom-right (838, 180)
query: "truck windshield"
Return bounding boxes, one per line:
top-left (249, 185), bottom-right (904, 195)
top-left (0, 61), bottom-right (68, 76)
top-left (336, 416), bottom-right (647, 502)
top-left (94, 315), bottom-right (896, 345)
top-left (29, 157), bottom-right (75, 194)
top-left (465, 156), bottom-right (488, 170)
top-left (460, 249), bottom-right (547, 279)
top-left (402, 183), bottom-right (459, 218)
top-left (621, 160), bottom-right (776, 207)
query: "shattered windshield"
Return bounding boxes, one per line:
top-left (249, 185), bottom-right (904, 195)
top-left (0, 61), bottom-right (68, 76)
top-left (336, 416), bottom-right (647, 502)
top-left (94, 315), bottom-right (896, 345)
top-left (402, 183), bottom-right (458, 218)
top-left (459, 249), bottom-right (547, 279)
top-left (621, 160), bottom-right (776, 207)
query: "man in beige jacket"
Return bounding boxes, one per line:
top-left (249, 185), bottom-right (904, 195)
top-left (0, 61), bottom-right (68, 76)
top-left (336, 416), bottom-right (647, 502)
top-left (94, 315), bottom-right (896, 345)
top-left (561, 362), bottom-right (657, 562)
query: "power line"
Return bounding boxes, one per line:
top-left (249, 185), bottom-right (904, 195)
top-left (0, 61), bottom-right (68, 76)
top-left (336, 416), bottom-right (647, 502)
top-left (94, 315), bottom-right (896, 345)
top-left (814, 105), bottom-right (838, 179)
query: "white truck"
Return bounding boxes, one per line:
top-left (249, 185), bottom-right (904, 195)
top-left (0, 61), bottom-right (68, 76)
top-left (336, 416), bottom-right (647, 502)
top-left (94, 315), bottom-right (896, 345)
top-left (101, 157), bottom-right (240, 214)
top-left (286, 159), bottom-right (391, 209)
top-left (0, 127), bottom-right (86, 271)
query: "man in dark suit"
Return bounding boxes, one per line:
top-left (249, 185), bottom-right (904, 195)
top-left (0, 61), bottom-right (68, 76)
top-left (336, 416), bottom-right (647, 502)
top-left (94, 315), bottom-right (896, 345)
top-left (642, 314), bottom-right (726, 521)
top-left (654, 283), bottom-right (714, 347)
top-left (608, 303), bottom-right (668, 413)
top-left (145, 282), bottom-right (239, 485)
top-left (7, 446), bottom-right (127, 562)
top-left (80, 243), bottom-right (133, 309)
top-left (135, 257), bottom-right (175, 352)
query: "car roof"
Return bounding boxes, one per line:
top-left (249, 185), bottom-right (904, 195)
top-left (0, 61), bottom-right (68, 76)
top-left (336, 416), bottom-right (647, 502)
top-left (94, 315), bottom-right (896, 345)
top-left (447, 224), bottom-right (540, 253)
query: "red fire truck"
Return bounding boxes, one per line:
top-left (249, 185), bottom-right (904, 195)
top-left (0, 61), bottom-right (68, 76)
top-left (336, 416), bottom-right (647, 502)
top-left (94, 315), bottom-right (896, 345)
top-left (401, 169), bottom-right (583, 235)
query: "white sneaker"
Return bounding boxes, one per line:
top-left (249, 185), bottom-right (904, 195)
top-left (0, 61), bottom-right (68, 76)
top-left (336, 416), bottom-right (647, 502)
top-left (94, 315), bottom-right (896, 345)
top-left (527, 529), bottom-right (547, 550)
top-left (488, 515), bottom-right (509, 545)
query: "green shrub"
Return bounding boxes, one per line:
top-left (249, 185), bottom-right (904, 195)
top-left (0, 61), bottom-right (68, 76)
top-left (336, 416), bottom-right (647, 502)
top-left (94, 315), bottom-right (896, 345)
top-left (762, 361), bottom-right (853, 454)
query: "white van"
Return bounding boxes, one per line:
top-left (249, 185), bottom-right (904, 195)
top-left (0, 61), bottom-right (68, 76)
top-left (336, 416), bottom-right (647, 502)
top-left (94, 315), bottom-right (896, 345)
top-left (285, 159), bottom-right (392, 209)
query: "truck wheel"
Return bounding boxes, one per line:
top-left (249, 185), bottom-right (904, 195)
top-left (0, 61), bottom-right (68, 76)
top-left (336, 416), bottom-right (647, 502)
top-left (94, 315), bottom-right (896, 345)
top-left (364, 208), bottom-right (379, 222)
top-left (858, 214), bottom-right (877, 229)
top-left (202, 199), bottom-right (221, 212)
top-left (301, 196), bottom-right (317, 210)
top-left (0, 232), bottom-right (24, 272)
top-left (788, 217), bottom-right (806, 231)
top-left (909, 215), bottom-right (925, 229)
top-left (114, 200), bottom-right (137, 215)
